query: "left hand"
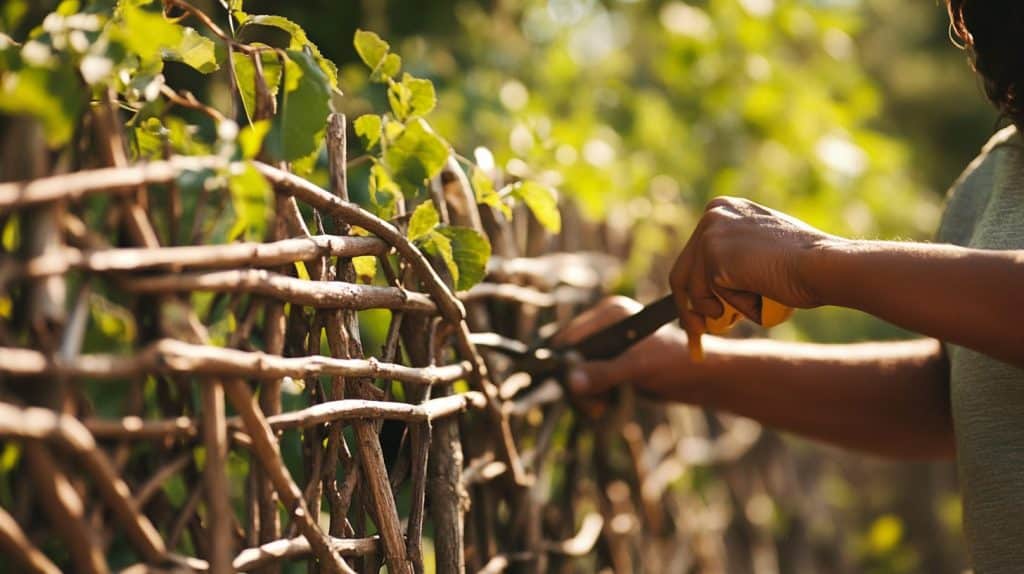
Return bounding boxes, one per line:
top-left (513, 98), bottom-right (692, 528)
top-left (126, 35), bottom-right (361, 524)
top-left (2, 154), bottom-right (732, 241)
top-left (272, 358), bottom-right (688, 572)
top-left (670, 197), bottom-right (838, 333)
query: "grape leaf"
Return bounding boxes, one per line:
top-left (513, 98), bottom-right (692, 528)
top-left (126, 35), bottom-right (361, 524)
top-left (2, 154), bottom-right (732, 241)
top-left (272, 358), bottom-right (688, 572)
top-left (408, 202), bottom-right (439, 241)
top-left (388, 73), bottom-right (436, 120)
top-left (163, 27), bottom-right (219, 73)
top-left (383, 118), bottom-right (448, 195)
top-left (369, 163), bottom-right (401, 220)
top-left (511, 180), bottom-right (561, 233)
top-left (418, 230), bottom-right (457, 286)
top-left (239, 14), bottom-right (337, 85)
top-left (471, 166), bottom-right (510, 217)
top-left (117, 2), bottom-right (182, 66)
top-left (354, 114), bottom-right (382, 149)
top-left (352, 255), bottom-right (377, 283)
top-left (231, 50), bottom-right (281, 123)
top-left (438, 225), bottom-right (491, 290)
top-left (238, 119), bottom-right (270, 159)
top-left (273, 49), bottom-right (331, 161)
top-left (228, 162), bottom-right (272, 241)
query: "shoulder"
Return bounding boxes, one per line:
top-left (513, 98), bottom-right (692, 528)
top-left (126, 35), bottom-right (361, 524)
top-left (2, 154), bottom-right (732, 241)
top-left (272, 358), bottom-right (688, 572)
top-left (945, 126), bottom-right (1020, 200)
top-left (937, 126), bottom-right (1020, 244)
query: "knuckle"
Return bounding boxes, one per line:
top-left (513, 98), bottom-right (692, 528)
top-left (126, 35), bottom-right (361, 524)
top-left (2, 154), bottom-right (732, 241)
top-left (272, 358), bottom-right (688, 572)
top-left (704, 196), bottom-right (735, 212)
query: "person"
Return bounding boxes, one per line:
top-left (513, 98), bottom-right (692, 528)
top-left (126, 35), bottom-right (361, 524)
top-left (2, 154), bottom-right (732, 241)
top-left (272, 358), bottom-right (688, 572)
top-left (560, 1), bottom-right (1024, 571)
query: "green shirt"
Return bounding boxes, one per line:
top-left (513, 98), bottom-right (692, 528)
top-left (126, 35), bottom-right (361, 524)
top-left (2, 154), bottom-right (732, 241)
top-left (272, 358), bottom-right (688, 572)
top-left (936, 125), bottom-right (1024, 572)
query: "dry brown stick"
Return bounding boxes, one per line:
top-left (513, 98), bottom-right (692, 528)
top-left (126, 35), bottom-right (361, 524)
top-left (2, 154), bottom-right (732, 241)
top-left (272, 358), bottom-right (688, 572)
top-left (352, 420), bottom-right (413, 574)
top-left (428, 385), bottom-right (468, 574)
top-left (201, 381), bottom-right (234, 573)
top-left (406, 422), bottom-right (431, 574)
top-left (263, 392), bottom-right (486, 430)
top-left (10, 235), bottom-right (388, 277)
top-left (232, 535), bottom-right (380, 572)
top-left (0, 339), bottom-right (470, 385)
top-left (221, 378), bottom-right (355, 574)
top-left (0, 503), bottom-right (61, 574)
top-left (0, 156), bottom-right (227, 210)
top-left (0, 404), bottom-right (167, 562)
top-left (127, 269), bottom-right (437, 312)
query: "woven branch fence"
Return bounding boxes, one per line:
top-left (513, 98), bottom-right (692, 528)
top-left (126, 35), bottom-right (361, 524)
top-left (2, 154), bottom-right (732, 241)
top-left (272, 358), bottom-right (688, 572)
top-left (0, 82), bottom-right (877, 574)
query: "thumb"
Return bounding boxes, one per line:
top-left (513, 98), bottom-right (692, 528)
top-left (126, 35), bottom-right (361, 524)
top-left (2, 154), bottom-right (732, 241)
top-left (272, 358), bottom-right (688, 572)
top-left (568, 358), bottom-right (635, 396)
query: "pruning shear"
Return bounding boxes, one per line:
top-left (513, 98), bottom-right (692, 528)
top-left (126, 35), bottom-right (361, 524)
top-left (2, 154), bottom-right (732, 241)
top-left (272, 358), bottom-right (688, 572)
top-left (470, 295), bottom-right (680, 414)
top-left (471, 292), bottom-right (792, 416)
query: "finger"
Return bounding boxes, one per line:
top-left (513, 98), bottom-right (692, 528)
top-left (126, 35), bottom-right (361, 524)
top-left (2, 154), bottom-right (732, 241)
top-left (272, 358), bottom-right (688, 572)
top-left (687, 248), bottom-right (724, 319)
top-left (682, 308), bottom-right (706, 362)
top-left (568, 357), bottom-right (639, 396)
top-left (669, 227), bottom-right (703, 329)
top-left (715, 286), bottom-right (763, 325)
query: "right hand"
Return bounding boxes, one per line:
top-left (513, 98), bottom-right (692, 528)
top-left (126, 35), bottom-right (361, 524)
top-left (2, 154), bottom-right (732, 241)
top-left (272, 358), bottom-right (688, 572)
top-left (555, 296), bottom-right (702, 401)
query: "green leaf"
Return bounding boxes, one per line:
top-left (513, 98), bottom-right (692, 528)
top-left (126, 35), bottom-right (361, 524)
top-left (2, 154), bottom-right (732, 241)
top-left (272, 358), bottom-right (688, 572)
top-left (228, 162), bottom-right (272, 241)
top-left (238, 119), bottom-right (270, 159)
top-left (231, 50), bottom-right (282, 123)
top-left (117, 2), bottom-right (182, 66)
top-left (388, 73), bottom-right (436, 120)
top-left (239, 15), bottom-right (337, 85)
top-left (377, 53), bottom-right (401, 81)
top-left (511, 181), bottom-right (561, 233)
top-left (354, 114), bottom-right (382, 150)
top-left (383, 118), bottom-right (448, 195)
top-left (471, 167), bottom-right (510, 217)
top-left (354, 28), bottom-right (388, 70)
top-left (368, 163), bottom-right (401, 219)
top-left (273, 49), bottom-right (331, 161)
top-left (164, 27), bottom-right (219, 73)
top-left (418, 230), bottom-right (457, 286)
top-left (352, 255), bottom-right (377, 283)
top-left (437, 225), bottom-right (491, 290)
top-left (407, 202), bottom-right (439, 241)
top-left (353, 29), bottom-right (400, 82)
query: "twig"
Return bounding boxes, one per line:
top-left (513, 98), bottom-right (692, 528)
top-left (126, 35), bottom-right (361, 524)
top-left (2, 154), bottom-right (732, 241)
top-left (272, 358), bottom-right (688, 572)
top-left (200, 380), bottom-right (234, 572)
top-left (232, 535), bottom-right (379, 572)
top-left (0, 501), bottom-right (62, 574)
top-left (10, 235), bottom-right (388, 277)
top-left (0, 339), bottom-right (470, 385)
top-left (126, 269), bottom-right (437, 312)
top-left (0, 156), bottom-right (227, 210)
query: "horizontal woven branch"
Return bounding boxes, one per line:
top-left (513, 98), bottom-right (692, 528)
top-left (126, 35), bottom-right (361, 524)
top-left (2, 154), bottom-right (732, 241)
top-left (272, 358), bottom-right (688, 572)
top-left (0, 156), bottom-right (226, 210)
top-left (127, 269), bottom-right (437, 312)
top-left (5, 235), bottom-right (389, 278)
top-left (82, 392), bottom-right (488, 440)
top-left (0, 339), bottom-right (470, 384)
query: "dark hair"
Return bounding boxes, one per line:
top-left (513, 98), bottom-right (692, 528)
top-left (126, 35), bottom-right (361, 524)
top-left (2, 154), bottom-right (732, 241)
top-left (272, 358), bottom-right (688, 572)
top-left (947, 1), bottom-right (1024, 128)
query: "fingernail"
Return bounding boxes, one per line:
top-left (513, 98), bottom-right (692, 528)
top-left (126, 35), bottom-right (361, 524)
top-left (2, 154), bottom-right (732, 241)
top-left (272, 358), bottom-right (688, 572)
top-left (569, 369), bottom-right (590, 393)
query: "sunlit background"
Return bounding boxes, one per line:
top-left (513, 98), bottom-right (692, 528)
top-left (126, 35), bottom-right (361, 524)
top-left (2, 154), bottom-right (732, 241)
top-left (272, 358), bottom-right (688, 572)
top-left (1, 0), bottom-right (1002, 571)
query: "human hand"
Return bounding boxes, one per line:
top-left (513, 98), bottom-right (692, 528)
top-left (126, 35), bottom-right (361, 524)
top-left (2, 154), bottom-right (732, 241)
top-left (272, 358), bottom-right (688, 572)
top-left (555, 296), bottom-right (698, 400)
top-left (670, 197), bottom-right (837, 343)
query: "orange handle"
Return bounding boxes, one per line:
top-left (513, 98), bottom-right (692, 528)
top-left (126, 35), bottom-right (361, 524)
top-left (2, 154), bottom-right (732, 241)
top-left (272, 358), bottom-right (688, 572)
top-left (689, 296), bottom-right (792, 361)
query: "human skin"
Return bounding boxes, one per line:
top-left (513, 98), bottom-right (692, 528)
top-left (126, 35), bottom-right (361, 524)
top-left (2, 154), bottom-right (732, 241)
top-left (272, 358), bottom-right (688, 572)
top-left (564, 197), bottom-right (1024, 460)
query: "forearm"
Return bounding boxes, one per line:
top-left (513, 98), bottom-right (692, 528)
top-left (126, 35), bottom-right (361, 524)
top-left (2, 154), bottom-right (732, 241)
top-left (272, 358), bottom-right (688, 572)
top-left (809, 240), bottom-right (1024, 368)
top-left (678, 337), bottom-right (953, 459)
